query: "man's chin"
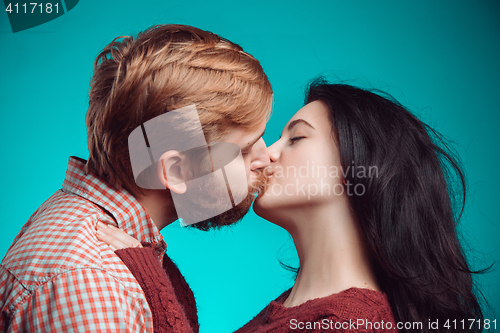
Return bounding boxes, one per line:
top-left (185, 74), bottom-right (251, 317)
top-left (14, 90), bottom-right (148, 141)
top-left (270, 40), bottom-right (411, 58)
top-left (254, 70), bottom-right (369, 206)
top-left (188, 171), bottom-right (269, 231)
top-left (187, 191), bottom-right (255, 231)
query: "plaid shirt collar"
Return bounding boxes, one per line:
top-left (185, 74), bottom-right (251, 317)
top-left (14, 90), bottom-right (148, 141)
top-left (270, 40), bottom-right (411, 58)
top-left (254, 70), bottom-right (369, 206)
top-left (62, 156), bottom-right (166, 252)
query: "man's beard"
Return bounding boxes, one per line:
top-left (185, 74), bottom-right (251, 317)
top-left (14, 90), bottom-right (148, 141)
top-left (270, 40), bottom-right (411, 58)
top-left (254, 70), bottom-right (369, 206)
top-left (187, 171), bottom-right (269, 231)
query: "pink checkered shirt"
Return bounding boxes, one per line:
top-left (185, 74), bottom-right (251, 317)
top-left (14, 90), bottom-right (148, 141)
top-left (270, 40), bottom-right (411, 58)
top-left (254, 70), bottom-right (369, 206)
top-left (0, 157), bottom-right (167, 332)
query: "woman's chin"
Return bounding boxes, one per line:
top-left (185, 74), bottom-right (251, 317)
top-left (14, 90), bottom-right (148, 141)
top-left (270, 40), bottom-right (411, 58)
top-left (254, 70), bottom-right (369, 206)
top-left (253, 194), bottom-right (273, 219)
top-left (253, 194), bottom-right (285, 223)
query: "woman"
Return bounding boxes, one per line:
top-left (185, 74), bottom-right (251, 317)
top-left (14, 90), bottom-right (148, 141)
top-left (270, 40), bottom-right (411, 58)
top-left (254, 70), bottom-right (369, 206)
top-left (97, 79), bottom-right (485, 332)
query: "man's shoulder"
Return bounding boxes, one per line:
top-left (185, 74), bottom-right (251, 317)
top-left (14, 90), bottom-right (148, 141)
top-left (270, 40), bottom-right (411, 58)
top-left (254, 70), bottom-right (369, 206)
top-left (0, 189), bottom-right (148, 325)
top-left (36, 188), bottom-right (103, 220)
top-left (0, 263), bottom-right (151, 332)
top-left (1, 189), bottom-right (116, 286)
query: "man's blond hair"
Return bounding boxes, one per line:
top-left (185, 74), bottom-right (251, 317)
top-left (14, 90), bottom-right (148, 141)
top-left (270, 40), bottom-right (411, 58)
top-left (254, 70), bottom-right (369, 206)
top-left (86, 24), bottom-right (273, 194)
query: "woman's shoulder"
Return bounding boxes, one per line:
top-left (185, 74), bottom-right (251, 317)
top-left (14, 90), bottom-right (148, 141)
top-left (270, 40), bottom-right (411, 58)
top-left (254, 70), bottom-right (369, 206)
top-left (292, 287), bottom-right (396, 332)
top-left (264, 287), bottom-right (393, 315)
top-left (236, 287), bottom-right (397, 333)
top-left (326, 288), bottom-right (394, 316)
top-left (271, 287), bottom-right (391, 310)
top-left (332, 287), bottom-right (391, 308)
top-left (313, 288), bottom-right (397, 331)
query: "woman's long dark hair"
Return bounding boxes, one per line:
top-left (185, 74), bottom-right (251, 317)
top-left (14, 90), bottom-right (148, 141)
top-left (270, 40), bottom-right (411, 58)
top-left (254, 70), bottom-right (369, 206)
top-left (306, 78), bottom-right (485, 332)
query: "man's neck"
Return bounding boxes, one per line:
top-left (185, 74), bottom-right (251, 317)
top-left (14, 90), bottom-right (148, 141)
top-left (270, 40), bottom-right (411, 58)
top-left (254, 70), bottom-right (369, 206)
top-left (135, 190), bottom-right (179, 230)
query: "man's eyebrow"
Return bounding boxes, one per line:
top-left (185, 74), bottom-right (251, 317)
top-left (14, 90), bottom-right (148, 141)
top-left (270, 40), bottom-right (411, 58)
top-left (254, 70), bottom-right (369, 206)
top-left (287, 119), bottom-right (315, 132)
top-left (242, 130), bottom-right (265, 150)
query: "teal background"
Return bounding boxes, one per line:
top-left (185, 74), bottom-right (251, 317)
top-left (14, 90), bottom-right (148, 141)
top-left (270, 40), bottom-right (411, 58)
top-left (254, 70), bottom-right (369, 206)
top-left (1, 1), bottom-right (499, 331)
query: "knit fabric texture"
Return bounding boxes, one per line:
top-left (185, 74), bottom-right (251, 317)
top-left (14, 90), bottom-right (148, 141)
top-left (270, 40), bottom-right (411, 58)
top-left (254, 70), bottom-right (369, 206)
top-left (235, 287), bottom-right (397, 332)
top-left (115, 245), bottom-right (198, 333)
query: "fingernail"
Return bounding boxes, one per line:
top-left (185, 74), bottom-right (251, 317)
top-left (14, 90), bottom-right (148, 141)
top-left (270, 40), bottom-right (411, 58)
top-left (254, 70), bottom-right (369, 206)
top-left (109, 245), bottom-right (117, 251)
top-left (97, 222), bottom-right (107, 229)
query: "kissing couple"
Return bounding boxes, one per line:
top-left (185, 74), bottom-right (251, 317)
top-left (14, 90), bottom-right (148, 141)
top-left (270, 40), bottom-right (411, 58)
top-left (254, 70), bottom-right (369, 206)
top-left (1, 24), bottom-right (484, 333)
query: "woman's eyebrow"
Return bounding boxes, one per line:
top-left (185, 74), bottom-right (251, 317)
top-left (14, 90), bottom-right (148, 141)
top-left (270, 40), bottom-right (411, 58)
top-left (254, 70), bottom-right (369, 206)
top-left (278, 119), bottom-right (316, 139)
top-left (287, 118), bottom-right (315, 132)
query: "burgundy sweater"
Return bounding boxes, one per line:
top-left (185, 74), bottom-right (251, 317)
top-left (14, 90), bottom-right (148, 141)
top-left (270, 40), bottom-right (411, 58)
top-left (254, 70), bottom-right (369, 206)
top-left (235, 287), bottom-right (397, 333)
top-left (119, 246), bottom-right (396, 333)
top-left (115, 245), bottom-right (198, 333)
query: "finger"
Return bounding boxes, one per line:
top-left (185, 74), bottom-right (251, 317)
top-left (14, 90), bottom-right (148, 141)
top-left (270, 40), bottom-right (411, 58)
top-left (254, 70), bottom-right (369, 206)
top-left (96, 227), bottom-right (142, 249)
top-left (96, 222), bottom-right (143, 249)
top-left (96, 222), bottom-right (142, 248)
top-left (96, 229), bottom-right (131, 250)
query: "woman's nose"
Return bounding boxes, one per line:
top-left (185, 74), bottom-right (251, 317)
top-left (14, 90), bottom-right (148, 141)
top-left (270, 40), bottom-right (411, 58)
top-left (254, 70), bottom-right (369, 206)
top-left (267, 140), bottom-right (281, 163)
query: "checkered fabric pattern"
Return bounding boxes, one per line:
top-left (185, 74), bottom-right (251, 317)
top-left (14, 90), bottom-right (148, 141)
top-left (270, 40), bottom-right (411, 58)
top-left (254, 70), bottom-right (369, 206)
top-left (0, 157), bottom-right (167, 332)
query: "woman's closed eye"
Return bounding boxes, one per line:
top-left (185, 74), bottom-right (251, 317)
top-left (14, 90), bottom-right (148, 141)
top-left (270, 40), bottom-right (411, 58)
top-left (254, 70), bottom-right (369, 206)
top-left (290, 136), bottom-right (305, 144)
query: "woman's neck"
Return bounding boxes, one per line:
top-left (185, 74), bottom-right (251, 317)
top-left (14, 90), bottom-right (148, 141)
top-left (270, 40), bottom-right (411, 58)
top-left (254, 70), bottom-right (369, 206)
top-left (281, 198), bottom-right (380, 308)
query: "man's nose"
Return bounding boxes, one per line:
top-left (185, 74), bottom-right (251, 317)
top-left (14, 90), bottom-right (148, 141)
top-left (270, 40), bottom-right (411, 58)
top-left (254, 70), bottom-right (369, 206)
top-left (267, 140), bottom-right (281, 163)
top-left (250, 138), bottom-right (271, 171)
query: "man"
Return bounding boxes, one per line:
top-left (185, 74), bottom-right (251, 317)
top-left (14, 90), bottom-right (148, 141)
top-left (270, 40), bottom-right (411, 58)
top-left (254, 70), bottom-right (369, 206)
top-left (0, 24), bottom-right (272, 332)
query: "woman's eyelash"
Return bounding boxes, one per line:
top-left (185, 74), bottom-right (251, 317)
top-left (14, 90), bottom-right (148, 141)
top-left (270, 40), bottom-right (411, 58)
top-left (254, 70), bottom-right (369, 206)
top-left (290, 136), bottom-right (305, 143)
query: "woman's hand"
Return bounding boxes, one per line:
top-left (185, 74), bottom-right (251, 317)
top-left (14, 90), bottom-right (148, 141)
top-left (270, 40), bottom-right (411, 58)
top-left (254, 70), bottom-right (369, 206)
top-left (96, 221), bottom-right (142, 250)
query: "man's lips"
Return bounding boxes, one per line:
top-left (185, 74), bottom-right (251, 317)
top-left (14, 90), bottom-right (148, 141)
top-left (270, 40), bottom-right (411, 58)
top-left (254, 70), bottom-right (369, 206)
top-left (263, 166), bottom-right (274, 177)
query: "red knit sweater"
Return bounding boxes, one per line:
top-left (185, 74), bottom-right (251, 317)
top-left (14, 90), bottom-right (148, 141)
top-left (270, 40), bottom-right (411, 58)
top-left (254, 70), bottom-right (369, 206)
top-left (118, 246), bottom-right (397, 333)
top-left (115, 245), bottom-right (198, 333)
top-left (235, 287), bottom-right (397, 333)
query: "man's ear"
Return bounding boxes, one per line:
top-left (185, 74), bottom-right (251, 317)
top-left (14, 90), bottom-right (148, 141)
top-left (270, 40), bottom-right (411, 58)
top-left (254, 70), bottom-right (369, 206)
top-left (157, 150), bottom-right (187, 194)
